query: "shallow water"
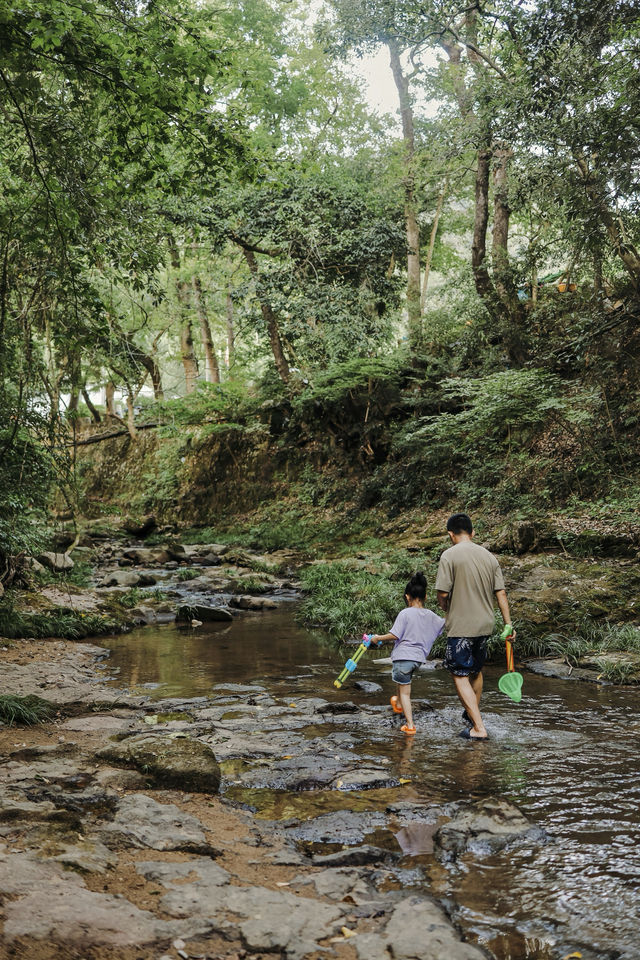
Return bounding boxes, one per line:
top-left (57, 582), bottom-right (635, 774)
top-left (100, 611), bottom-right (640, 960)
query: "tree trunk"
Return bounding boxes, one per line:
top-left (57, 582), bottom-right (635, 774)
top-left (471, 143), bottom-right (494, 303)
top-left (491, 145), bottom-right (512, 305)
top-left (141, 352), bottom-right (164, 400)
top-left (168, 234), bottom-right (199, 394)
top-left (192, 276), bottom-right (220, 383)
top-left (180, 318), bottom-right (199, 395)
top-left (105, 381), bottom-right (116, 417)
top-left (125, 390), bottom-right (137, 440)
top-left (574, 154), bottom-right (640, 288)
top-left (241, 247), bottom-right (290, 383)
top-left (226, 287), bottom-right (235, 369)
top-left (82, 387), bottom-right (101, 423)
top-left (420, 183), bottom-right (447, 312)
top-left (388, 38), bottom-right (422, 352)
top-left (492, 146), bottom-right (527, 364)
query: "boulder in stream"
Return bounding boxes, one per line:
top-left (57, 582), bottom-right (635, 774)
top-left (101, 570), bottom-right (141, 587)
top-left (435, 797), bottom-right (550, 860)
top-left (176, 603), bottom-right (233, 623)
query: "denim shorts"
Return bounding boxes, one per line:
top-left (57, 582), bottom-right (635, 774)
top-left (392, 659), bottom-right (422, 684)
top-left (444, 636), bottom-right (489, 677)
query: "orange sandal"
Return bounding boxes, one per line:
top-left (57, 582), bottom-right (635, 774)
top-left (390, 695), bottom-right (403, 715)
top-left (401, 724), bottom-right (417, 735)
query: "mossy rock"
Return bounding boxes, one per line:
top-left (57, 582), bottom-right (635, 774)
top-left (96, 734), bottom-right (221, 793)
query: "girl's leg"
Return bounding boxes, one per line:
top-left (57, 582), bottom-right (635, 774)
top-left (397, 683), bottom-right (413, 727)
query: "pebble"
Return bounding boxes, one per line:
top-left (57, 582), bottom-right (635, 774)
top-left (172, 940), bottom-right (186, 950)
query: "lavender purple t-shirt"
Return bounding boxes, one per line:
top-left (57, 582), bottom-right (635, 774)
top-left (389, 607), bottom-right (445, 663)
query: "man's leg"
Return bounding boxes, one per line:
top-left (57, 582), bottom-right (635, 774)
top-left (453, 674), bottom-right (487, 738)
top-left (470, 669), bottom-right (483, 707)
top-left (397, 683), bottom-right (414, 728)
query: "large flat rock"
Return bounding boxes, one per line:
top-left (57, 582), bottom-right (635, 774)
top-left (96, 733), bottom-right (221, 792)
top-left (101, 793), bottom-right (215, 854)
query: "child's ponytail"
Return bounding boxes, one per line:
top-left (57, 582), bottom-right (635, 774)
top-left (405, 571), bottom-right (427, 600)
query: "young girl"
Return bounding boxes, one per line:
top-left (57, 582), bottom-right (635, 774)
top-left (370, 572), bottom-right (445, 735)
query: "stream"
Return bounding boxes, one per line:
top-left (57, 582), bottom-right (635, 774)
top-left (99, 608), bottom-right (640, 960)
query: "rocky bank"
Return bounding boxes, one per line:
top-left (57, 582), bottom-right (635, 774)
top-left (0, 633), bottom-right (555, 960)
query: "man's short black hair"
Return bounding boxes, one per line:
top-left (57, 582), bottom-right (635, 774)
top-left (446, 513), bottom-right (473, 535)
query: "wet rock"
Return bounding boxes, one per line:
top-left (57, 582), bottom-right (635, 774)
top-left (101, 570), bottom-right (141, 587)
top-left (385, 800), bottom-right (441, 824)
top-left (353, 680), bottom-right (383, 693)
top-left (101, 794), bottom-right (215, 854)
top-left (332, 767), bottom-right (400, 791)
top-left (285, 810), bottom-right (388, 846)
top-left (525, 657), bottom-right (588, 681)
top-left (381, 896), bottom-right (486, 960)
top-left (137, 572), bottom-right (157, 586)
top-left (166, 542), bottom-right (187, 560)
top-left (196, 552), bottom-right (222, 566)
top-left (230, 596), bottom-right (278, 610)
top-left (123, 546), bottom-right (169, 565)
top-left (317, 700), bottom-right (360, 715)
top-left (177, 603), bottom-right (234, 623)
top-left (294, 866), bottom-right (376, 903)
top-left (223, 548), bottom-right (257, 567)
top-left (211, 683), bottom-right (268, 694)
top-left (37, 551), bottom-right (74, 572)
top-left (313, 845), bottom-right (398, 867)
top-left (95, 734), bottom-right (221, 792)
top-left (435, 798), bottom-right (549, 859)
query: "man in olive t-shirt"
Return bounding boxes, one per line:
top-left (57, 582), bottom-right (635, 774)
top-left (435, 513), bottom-right (514, 741)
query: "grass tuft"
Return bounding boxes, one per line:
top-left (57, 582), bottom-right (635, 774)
top-left (0, 694), bottom-right (53, 725)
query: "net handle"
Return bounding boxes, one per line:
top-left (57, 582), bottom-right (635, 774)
top-left (506, 638), bottom-right (515, 673)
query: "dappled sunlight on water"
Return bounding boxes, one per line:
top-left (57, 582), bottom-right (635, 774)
top-left (100, 611), bottom-right (640, 960)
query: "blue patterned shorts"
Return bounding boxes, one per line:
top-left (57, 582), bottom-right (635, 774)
top-left (444, 636), bottom-right (489, 677)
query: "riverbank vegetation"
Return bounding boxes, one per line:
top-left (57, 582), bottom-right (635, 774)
top-left (1, 0), bottom-right (639, 669)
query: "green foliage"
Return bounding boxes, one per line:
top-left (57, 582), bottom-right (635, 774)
top-left (0, 602), bottom-right (119, 640)
top-left (33, 561), bottom-right (93, 590)
top-left (176, 568), bottom-right (200, 582)
top-left (0, 695), bottom-right (53, 726)
top-left (116, 588), bottom-right (165, 609)
top-left (386, 369), bottom-right (606, 510)
top-left (545, 622), bottom-right (640, 665)
top-left (299, 561), bottom-right (405, 641)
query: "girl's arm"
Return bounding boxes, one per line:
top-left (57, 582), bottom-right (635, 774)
top-left (370, 632), bottom-right (398, 646)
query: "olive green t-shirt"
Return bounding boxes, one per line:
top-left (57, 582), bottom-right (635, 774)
top-left (435, 540), bottom-right (505, 637)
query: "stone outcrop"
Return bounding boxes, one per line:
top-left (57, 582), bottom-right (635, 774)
top-left (96, 733), bottom-right (221, 793)
top-left (37, 551), bottom-right (74, 572)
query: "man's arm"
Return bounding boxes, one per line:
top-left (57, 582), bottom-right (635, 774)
top-left (495, 589), bottom-right (516, 636)
top-left (437, 591), bottom-right (449, 612)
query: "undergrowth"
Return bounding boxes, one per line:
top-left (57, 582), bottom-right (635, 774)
top-left (544, 621), bottom-right (640, 666)
top-left (0, 603), bottom-right (120, 640)
top-left (0, 694), bottom-right (53, 726)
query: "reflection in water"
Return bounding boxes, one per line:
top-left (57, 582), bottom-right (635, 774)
top-left (395, 821), bottom-right (438, 856)
top-left (99, 612), bottom-right (640, 960)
